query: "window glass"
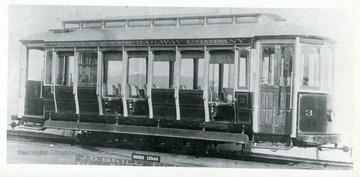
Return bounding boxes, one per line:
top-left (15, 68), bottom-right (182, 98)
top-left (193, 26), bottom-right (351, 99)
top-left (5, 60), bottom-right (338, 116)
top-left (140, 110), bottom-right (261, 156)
top-left (238, 51), bottom-right (248, 88)
top-left (78, 52), bottom-right (97, 86)
top-left (103, 52), bottom-right (122, 97)
top-left (45, 51), bottom-right (52, 84)
top-left (153, 61), bottom-right (171, 89)
top-left (280, 46), bottom-right (293, 86)
top-left (28, 50), bottom-right (44, 81)
top-left (128, 58), bottom-right (147, 91)
top-left (323, 47), bottom-right (334, 91)
top-left (301, 46), bottom-right (320, 88)
top-left (261, 46), bottom-right (275, 85)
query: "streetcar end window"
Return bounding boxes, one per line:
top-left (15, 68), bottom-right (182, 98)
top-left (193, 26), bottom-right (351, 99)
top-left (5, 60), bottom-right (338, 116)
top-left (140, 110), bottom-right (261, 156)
top-left (238, 50), bottom-right (249, 89)
top-left (300, 46), bottom-right (321, 88)
top-left (322, 47), bottom-right (334, 91)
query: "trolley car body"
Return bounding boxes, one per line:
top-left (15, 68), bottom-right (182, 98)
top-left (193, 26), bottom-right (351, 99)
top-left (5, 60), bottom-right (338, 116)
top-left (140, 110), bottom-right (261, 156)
top-left (13, 13), bottom-right (338, 150)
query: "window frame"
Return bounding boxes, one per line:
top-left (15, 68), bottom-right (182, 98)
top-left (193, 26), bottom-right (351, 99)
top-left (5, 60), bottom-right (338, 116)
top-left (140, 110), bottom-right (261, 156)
top-left (237, 49), bottom-right (250, 91)
top-left (321, 46), bottom-right (335, 92)
top-left (299, 44), bottom-right (322, 90)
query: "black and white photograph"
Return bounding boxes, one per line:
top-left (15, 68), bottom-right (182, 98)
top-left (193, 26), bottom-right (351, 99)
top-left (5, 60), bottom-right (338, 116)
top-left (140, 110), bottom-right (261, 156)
top-left (2, 1), bottom-right (359, 176)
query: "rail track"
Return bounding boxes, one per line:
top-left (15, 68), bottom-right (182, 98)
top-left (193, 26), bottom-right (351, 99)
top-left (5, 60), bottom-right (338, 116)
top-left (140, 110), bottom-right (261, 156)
top-left (7, 129), bottom-right (353, 169)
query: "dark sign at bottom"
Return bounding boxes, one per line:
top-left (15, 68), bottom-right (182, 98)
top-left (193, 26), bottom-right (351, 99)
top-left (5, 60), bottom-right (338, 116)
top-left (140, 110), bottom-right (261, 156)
top-left (75, 155), bottom-right (174, 167)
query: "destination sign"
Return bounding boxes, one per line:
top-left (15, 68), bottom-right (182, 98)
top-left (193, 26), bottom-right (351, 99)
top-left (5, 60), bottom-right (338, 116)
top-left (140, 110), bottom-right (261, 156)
top-left (45, 38), bottom-right (253, 47)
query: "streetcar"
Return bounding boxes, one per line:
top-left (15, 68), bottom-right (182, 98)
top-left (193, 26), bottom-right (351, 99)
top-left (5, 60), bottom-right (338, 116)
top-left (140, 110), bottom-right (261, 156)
top-left (11, 13), bottom-right (345, 152)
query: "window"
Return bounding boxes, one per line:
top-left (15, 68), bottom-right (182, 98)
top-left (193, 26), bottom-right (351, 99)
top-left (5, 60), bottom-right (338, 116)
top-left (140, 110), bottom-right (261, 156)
top-left (261, 45), bottom-right (293, 86)
top-left (64, 23), bottom-right (80, 29)
top-left (78, 52), bottom-right (97, 86)
top-left (207, 17), bottom-right (233, 25)
top-left (301, 46), bottom-right (321, 88)
top-left (128, 20), bottom-right (151, 27)
top-left (56, 55), bottom-right (74, 86)
top-left (103, 51), bottom-right (122, 97)
top-left (280, 46), bottom-right (293, 86)
top-left (261, 46), bottom-right (275, 85)
top-left (153, 19), bottom-right (177, 27)
top-left (238, 50), bottom-right (248, 89)
top-left (179, 18), bottom-right (204, 26)
top-left (104, 21), bottom-right (126, 28)
top-left (322, 47), bottom-right (334, 91)
top-left (82, 22), bottom-right (102, 29)
top-left (236, 16), bottom-right (258, 23)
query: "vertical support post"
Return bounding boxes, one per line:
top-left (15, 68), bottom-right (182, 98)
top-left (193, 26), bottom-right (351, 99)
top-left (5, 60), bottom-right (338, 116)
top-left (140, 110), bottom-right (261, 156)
top-left (203, 46), bottom-right (210, 122)
top-left (17, 45), bottom-right (27, 117)
top-left (40, 50), bottom-right (46, 99)
top-left (193, 59), bottom-right (199, 89)
top-left (174, 46), bottom-right (181, 120)
top-left (233, 47), bottom-right (239, 99)
top-left (25, 49), bottom-right (29, 81)
top-left (51, 48), bottom-right (58, 113)
top-left (291, 37), bottom-right (301, 138)
top-left (251, 43), bottom-right (260, 133)
top-left (121, 47), bottom-right (129, 117)
top-left (233, 47), bottom-right (239, 123)
top-left (73, 48), bottom-right (79, 114)
top-left (96, 47), bottom-right (104, 115)
top-left (147, 47), bottom-right (154, 118)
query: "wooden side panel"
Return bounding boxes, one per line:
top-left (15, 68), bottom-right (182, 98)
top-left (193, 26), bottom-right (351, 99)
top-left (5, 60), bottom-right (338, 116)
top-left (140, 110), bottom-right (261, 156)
top-left (56, 86), bottom-right (76, 113)
top-left (179, 90), bottom-right (205, 120)
top-left (151, 89), bottom-right (176, 119)
top-left (24, 81), bottom-right (43, 115)
top-left (78, 87), bottom-right (99, 114)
